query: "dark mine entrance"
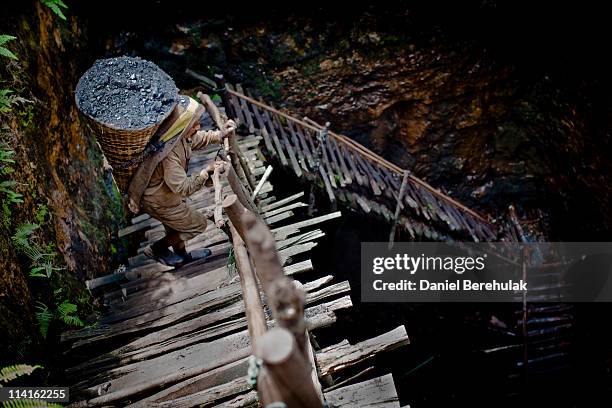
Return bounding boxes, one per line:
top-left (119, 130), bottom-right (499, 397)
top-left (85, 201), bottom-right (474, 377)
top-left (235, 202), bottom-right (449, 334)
top-left (267, 166), bottom-right (610, 407)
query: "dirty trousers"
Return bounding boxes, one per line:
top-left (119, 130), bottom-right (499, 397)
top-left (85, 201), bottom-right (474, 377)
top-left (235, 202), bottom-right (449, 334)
top-left (141, 196), bottom-right (208, 242)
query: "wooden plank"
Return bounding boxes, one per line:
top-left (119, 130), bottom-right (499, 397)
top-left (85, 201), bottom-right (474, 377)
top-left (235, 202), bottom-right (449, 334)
top-left (62, 283), bottom-right (244, 346)
top-left (324, 137), bottom-right (346, 186)
top-left (283, 259), bottom-right (313, 276)
top-left (211, 391), bottom-right (257, 408)
top-left (342, 146), bottom-right (365, 186)
top-left (235, 84), bottom-right (255, 132)
top-left (70, 286), bottom-right (349, 380)
top-left (361, 156), bottom-right (389, 192)
top-left (271, 112), bottom-right (302, 177)
top-left (319, 138), bottom-right (338, 188)
top-left (319, 165), bottom-right (337, 207)
top-left (279, 241), bottom-right (318, 265)
top-left (70, 295), bottom-right (351, 403)
top-left (272, 211), bottom-right (341, 235)
top-left (128, 359), bottom-right (250, 407)
top-left (258, 102), bottom-right (287, 163)
top-left (225, 84), bottom-right (247, 125)
top-left (261, 192), bottom-right (305, 212)
top-left (265, 210), bottom-right (294, 225)
top-left (330, 136), bottom-right (352, 185)
top-left (317, 325), bottom-right (410, 377)
top-left (277, 230), bottom-right (325, 250)
top-left (355, 194), bottom-right (372, 214)
top-left (263, 202), bottom-right (307, 218)
top-left (263, 110), bottom-right (288, 166)
top-left (324, 374), bottom-right (400, 408)
top-left (288, 121), bottom-right (315, 170)
top-left (353, 152), bottom-right (382, 195)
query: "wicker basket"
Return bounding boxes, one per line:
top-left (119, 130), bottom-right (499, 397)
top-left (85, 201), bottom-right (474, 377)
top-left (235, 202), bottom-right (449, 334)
top-left (75, 57), bottom-right (180, 192)
top-left (77, 104), bottom-right (177, 191)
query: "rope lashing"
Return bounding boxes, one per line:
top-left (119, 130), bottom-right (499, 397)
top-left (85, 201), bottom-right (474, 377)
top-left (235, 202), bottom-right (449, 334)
top-left (247, 355), bottom-right (263, 388)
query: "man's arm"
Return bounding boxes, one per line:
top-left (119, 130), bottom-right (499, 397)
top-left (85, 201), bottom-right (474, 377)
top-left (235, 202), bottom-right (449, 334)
top-left (162, 151), bottom-right (210, 197)
top-left (191, 119), bottom-right (237, 150)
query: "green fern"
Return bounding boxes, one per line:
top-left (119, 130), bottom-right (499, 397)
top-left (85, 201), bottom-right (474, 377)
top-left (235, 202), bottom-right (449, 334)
top-left (0, 146), bottom-right (16, 169)
top-left (11, 223), bottom-right (40, 251)
top-left (0, 365), bottom-right (41, 384)
top-left (0, 89), bottom-right (17, 113)
top-left (0, 181), bottom-right (23, 205)
top-left (57, 301), bottom-right (84, 328)
top-left (0, 34), bottom-right (17, 60)
top-left (1, 399), bottom-right (63, 408)
top-left (34, 302), bottom-right (53, 338)
top-left (40, 0), bottom-right (68, 20)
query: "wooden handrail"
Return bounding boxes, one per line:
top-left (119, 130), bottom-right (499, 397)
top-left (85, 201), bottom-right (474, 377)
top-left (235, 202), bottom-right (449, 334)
top-left (222, 188), bottom-right (323, 407)
top-left (226, 88), bottom-right (492, 226)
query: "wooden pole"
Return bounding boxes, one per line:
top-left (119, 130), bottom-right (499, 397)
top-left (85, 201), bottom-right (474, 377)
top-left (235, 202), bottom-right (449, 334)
top-left (255, 328), bottom-right (324, 408)
top-left (252, 165), bottom-right (273, 199)
top-left (218, 159), bottom-right (259, 215)
top-left (240, 212), bottom-right (311, 355)
top-left (223, 194), bottom-right (250, 243)
top-left (228, 222), bottom-right (267, 342)
top-left (388, 170), bottom-right (409, 250)
top-left (212, 163), bottom-right (226, 229)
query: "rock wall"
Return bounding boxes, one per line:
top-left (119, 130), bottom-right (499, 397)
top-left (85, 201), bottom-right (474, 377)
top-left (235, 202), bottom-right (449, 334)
top-left (0, 2), bottom-right (125, 359)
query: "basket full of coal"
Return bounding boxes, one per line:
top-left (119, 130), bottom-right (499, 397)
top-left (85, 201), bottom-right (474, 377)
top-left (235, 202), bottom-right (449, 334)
top-left (75, 56), bottom-right (179, 191)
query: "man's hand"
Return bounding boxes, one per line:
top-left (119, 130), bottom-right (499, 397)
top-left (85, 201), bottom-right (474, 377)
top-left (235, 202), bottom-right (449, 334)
top-left (199, 161), bottom-right (225, 178)
top-left (199, 162), bottom-right (216, 179)
top-left (220, 119), bottom-right (237, 138)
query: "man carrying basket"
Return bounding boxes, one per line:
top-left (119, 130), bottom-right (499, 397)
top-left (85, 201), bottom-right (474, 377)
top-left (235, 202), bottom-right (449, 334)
top-left (76, 56), bottom-right (236, 268)
top-left (138, 97), bottom-right (236, 267)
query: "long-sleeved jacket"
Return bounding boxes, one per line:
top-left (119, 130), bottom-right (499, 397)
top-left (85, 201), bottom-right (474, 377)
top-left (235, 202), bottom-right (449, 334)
top-left (143, 128), bottom-right (222, 204)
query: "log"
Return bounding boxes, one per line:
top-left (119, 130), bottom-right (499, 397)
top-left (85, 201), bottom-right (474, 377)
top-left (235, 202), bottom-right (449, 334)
top-left (241, 212), bottom-right (309, 354)
top-left (222, 194), bottom-right (250, 242)
top-left (255, 328), bottom-right (323, 408)
top-left (228, 222), bottom-right (267, 342)
top-left (212, 164), bottom-right (225, 229)
top-left (218, 159), bottom-right (258, 214)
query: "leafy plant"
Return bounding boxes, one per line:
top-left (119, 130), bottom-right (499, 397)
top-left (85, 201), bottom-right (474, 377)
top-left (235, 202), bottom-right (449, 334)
top-left (56, 300), bottom-right (84, 328)
top-left (2, 400), bottom-right (63, 407)
top-left (0, 34), bottom-right (17, 60)
top-left (0, 364), bottom-right (63, 407)
top-left (0, 365), bottom-right (41, 385)
top-left (40, 0), bottom-right (68, 20)
top-left (34, 302), bottom-right (53, 338)
top-left (0, 145), bottom-right (22, 228)
top-left (12, 223), bottom-right (61, 278)
top-left (0, 145), bottom-right (16, 173)
top-left (0, 89), bottom-right (17, 113)
top-left (0, 181), bottom-right (23, 205)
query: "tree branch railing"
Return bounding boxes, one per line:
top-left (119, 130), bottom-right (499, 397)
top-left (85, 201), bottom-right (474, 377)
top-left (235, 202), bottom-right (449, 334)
top-left (209, 149), bottom-right (322, 407)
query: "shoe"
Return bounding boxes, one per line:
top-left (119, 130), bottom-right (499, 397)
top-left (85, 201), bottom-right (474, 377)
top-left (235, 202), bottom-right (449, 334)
top-left (182, 248), bottom-right (213, 264)
top-left (144, 245), bottom-right (185, 268)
